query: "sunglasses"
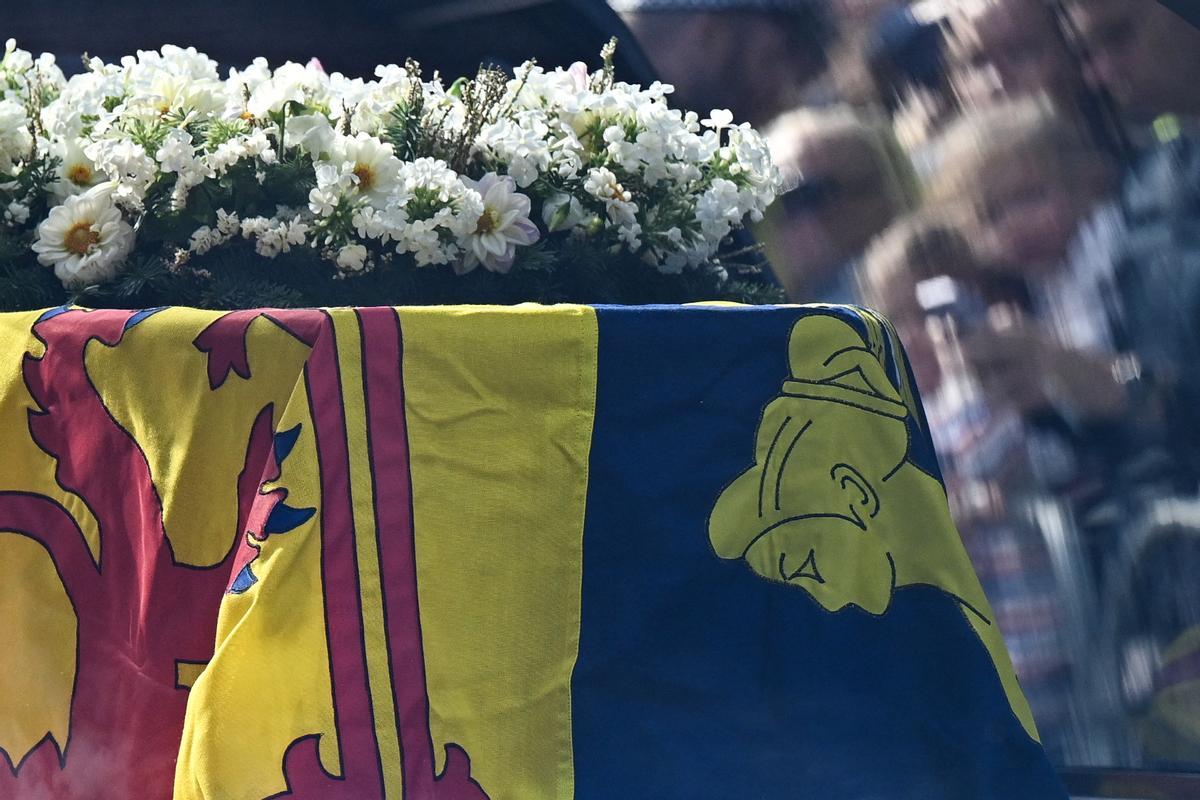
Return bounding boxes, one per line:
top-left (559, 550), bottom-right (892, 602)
top-left (778, 176), bottom-right (843, 215)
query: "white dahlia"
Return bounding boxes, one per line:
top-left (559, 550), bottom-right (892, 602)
top-left (327, 132), bottom-right (401, 206)
top-left (32, 182), bottom-right (135, 288)
top-left (457, 173), bottom-right (539, 274)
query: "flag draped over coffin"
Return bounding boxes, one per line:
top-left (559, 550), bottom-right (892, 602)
top-left (0, 305), bottom-right (1067, 799)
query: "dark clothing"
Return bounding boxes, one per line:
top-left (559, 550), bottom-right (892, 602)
top-left (1115, 131), bottom-right (1200, 482)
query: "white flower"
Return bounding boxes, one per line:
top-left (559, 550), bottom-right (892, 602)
top-left (85, 138), bottom-right (157, 206)
top-left (456, 173), bottom-right (539, 274)
top-left (325, 132), bottom-right (401, 206)
top-left (216, 208), bottom-right (240, 236)
top-left (155, 128), bottom-right (197, 174)
top-left (32, 182), bottom-right (135, 287)
top-left (0, 99), bottom-right (32, 174)
top-left (308, 185), bottom-right (339, 218)
top-left (541, 192), bottom-right (586, 232)
top-left (351, 205), bottom-right (406, 243)
top-left (50, 138), bottom-right (101, 199)
top-left (584, 167), bottom-right (638, 226)
top-left (188, 225), bottom-right (217, 254)
top-left (617, 221), bottom-right (642, 250)
top-left (695, 177), bottom-right (744, 245)
top-left (336, 243), bottom-right (368, 272)
top-left (4, 201), bottom-right (29, 226)
top-left (246, 60), bottom-right (329, 119)
top-left (476, 116), bottom-right (551, 188)
top-left (701, 108), bottom-right (734, 131)
top-left (285, 113), bottom-right (336, 156)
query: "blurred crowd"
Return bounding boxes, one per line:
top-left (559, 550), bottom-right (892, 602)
top-left (615, 0), bottom-right (1200, 773)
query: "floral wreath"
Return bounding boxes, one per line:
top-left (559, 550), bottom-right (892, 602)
top-left (0, 38), bottom-right (783, 309)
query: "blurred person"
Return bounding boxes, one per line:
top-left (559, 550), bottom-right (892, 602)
top-left (1063, 0), bottom-right (1200, 123)
top-left (945, 0), bottom-right (1080, 107)
top-left (924, 98), bottom-right (1132, 424)
top-left (865, 4), bottom-right (960, 176)
top-left (943, 0), bottom-right (1132, 163)
top-left (609, 0), bottom-right (833, 127)
top-left (858, 213), bottom-right (981, 392)
top-left (760, 104), bottom-right (919, 301)
top-left (1064, 0), bottom-right (1200, 480)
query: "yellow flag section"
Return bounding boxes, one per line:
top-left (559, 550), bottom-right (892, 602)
top-left (400, 305), bottom-right (597, 800)
top-left (90, 308), bottom-right (315, 566)
top-left (174, 318), bottom-right (336, 800)
top-left (176, 305), bottom-right (596, 799)
top-left (0, 310), bottom-right (77, 764)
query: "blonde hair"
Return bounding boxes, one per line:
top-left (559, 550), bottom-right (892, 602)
top-left (765, 103), bottom-right (921, 211)
top-left (859, 214), bottom-right (977, 315)
top-left (924, 95), bottom-right (1100, 209)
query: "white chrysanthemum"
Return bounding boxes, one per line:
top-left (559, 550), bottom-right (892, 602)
top-left (32, 182), bottom-right (135, 287)
top-left (457, 173), bottom-right (539, 274)
top-left (326, 132), bottom-right (401, 206)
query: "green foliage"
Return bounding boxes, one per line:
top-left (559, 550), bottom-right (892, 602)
top-left (54, 232), bottom-right (780, 310)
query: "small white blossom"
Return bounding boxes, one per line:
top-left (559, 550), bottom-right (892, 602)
top-left (701, 108), bottom-right (734, 131)
top-left (336, 243), bottom-right (368, 272)
top-left (4, 201), bottom-right (30, 225)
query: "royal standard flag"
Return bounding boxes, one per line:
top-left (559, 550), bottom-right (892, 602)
top-left (0, 305), bottom-right (1066, 799)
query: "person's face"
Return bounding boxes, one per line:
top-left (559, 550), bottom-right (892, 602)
top-left (952, 3), bottom-right (1078, 106)
top-left (974, 158), bottom-right (1085, 272)
top-left (777, 132), bottom-right (903, 278)
top-left (1067, 0), bottom-right (1200, 118)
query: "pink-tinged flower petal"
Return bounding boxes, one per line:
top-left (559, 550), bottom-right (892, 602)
top-left (511, 219), bottom-right (540, 245)
top-left (511, 192), bottom-right (531, 217)
top-left (489, 246), bottom-right (517, 274)
top-left (454, 252), bottom-right (478, 275)
top-left (567, 62), bottom-right (589, 92)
